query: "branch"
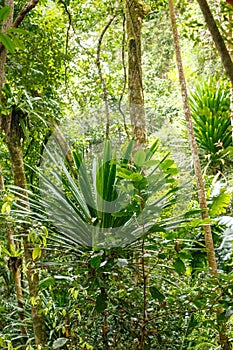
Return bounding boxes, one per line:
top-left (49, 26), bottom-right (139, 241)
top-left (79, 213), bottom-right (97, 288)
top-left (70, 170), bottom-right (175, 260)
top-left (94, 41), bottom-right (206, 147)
top-left (96, 0), bottom-right (119, 139)
top-left (0, 0), bottom-right (39, 55)
top-left (197, 0), bottom-right (233, 86)
top-left (13, 0), bottom-right (40, 28)
top-left (118, 14), bottom-right (130, 139)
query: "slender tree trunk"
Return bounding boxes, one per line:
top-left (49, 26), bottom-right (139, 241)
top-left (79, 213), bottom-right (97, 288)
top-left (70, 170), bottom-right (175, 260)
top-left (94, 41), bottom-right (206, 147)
top-left (0, 163), bottom-right (28, 343)
top-left (227, 12), bottom-right (233, 141)
top-left (0, 0), bottom-right (13, 93)
top-left (125, 0), bottom-right (150, 149)
top-left (0, 1), bottom-right (28, 344)
top-left (168, 0), bottom-right (217, 275)
top-left (125, 3), bottom-right (150, 348)
top-left (196, 0), bottom-right (233, 85)
top-left (168, 1), bottom-right (231, 349)
top-left (0, 0), bottom-right (46, 345)
top-left (4, 112), bottom-right (47, 346)
top-left (0, 165), bottom-right (4, 191)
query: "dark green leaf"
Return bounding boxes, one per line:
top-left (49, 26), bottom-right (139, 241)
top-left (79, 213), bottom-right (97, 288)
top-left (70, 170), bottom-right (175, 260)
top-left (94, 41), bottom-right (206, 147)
top-left (173, 258), bottom-right (186, 274)
top-left (95, 293), bottom-right (107, 313)
top-left (39, 277), bottom-right (55, 289)
top-left (150, 286), bottom-right (165, 302)
top-left (90, 255), bottom-right (101, 269)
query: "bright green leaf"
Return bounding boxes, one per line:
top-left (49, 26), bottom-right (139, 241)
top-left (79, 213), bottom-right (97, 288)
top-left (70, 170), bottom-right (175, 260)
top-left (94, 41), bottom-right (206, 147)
top-left (1, 202), bottom-right (11, 214)
top-left (129, 173), bottom-right (144, 182)
top-left (134, 150), bottom-right (146, 166)
top-left (0, 33), bottom-right (15, 53)
top-left (32, 247), bottom-right (41, 260)
top-left (0, 6), bottom-right (11, 21)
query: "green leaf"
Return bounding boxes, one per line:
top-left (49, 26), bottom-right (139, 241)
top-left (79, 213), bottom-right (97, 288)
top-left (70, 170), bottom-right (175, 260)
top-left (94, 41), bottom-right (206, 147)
top-left (129, 173), bottom-right (144, 182)
top-left (11, 35), bottom-right (25, 50)
top-left (52, 338), bottom-right (68, 349)
top-left (90, 255), bottom-right (101, 269)
top-left (117, 168), bottom-right (131, 179)
top-left (39, 277), bottom-right (55, 289)
top-left (32, 247), bottom-right (41, 260)
top-left (134, 150), bottom-right (146, 166)
top-left (95, 293), bottom-right (107, 313)
top-left (150, 286), bottom-right (165, 302)
top-left (210, 191), bottom-right (231, 216)
top-left (7, 28), bottom-right (27, 35)
top-left (0, 33), bottom-right (15, 53)
top-left (173, 258), bottom-right (186, 274)
top-left (0, 6), bottom-right (11, 21)
top-left (217, 311), bottom-right (227, 325)
top-left (1, 202), bottom-right (11, 214)
top-left (143, 159), bottom-right (159, 168)
top-left (19, 118), bottom-right (30, 140)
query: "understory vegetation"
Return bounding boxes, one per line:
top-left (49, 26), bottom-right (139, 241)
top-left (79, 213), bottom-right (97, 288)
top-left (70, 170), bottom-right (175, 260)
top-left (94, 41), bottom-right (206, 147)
top-left (1, 0), bottom-right (233, 349)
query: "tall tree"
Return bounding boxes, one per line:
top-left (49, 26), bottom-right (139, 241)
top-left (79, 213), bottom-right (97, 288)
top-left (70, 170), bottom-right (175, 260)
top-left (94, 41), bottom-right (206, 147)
top-left (168, 1), bottom-right (231, 349)
top-left (197, 0), bottom-right (233, 85)
top-left (0, 0), bottom-right (47, 346)
top-left (125, 0), bottom-right (150, 149)
top-left (125, 2), bottom-right (150, 348)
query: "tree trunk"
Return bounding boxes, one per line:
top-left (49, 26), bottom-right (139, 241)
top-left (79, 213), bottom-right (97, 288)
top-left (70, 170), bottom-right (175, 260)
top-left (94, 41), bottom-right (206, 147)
top-left (125, 2), bottom-right (150, 348)
top-left (0, 0), bottom-right (46, 345)
top-left (168, 1), bottom-right (231, 349)
top-left (4, 112), bottom-right (47, 346)
top-left (0, 165), bottom-right (4, 191)
top-left (197, 0), bottom-right (233, 85)
top-left (0, 0), bottom-right (28, 344)
top-left (168, 0), bottom-right (217, 275)
top-left (0, 0), bottom-right (13, 93)
top-left (125, 0), bottom-right (150, 149)
top-left (227, 12), bottom-right (233, 142)
top-left (0, 163), bottom-right (28, 343)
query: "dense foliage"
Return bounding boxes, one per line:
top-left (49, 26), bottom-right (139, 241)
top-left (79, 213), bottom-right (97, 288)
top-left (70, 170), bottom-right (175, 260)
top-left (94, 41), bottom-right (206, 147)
top-left (1, 0), bottom-right (233, 349)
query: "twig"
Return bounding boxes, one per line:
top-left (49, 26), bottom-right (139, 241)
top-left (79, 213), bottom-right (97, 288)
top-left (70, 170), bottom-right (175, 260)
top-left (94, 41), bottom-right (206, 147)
top-left (13, 0), bottom-right (40, 28)
top-left (0, 0), bottom-right (40, 54)
top-left (58, 0), bottom-right (74, 95)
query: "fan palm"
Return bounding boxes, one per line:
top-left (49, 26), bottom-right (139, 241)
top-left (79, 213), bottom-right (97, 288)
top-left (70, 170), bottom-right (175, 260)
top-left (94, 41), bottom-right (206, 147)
top-left (13, 139), bottom-right (181, 250)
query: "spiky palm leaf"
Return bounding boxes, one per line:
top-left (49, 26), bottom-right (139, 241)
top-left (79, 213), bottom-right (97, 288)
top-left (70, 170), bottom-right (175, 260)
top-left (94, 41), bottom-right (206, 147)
top-left (189, 78), bottom-right (232, 171)
top-left (12, 139), bottom-right (182, 250)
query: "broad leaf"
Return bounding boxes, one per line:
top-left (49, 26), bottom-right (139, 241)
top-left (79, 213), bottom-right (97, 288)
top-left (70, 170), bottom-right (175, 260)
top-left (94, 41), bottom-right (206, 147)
top-left (150, 286), bottom-right (165, 302)
top-left (95, 293), bottom-right (107, 313)
top-left (173, 258), bottom-right (186, 274)
top-left (0, 6), bottom-right (10, 21)
top-left (0, 33), bottom-right (15, 52)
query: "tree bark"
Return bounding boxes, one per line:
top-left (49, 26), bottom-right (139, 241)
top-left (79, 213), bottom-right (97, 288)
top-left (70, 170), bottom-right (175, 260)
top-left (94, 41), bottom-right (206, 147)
top-left (0, 163), bottom-right (28, 343)
top-left (0, 0), bottom-right (13, 93)
top-left (196, 0), bottom-right (233, 85)
top-left (168, 0), bottom-right (217, 275)
top-left (169, 1), bottom-right (231, 349)
top-left (125, 0), bottom-right (150, 149)
top-left (0, 0), bottom-right (46, 345)
top-left (4, 111), bottom-right (47, 346)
